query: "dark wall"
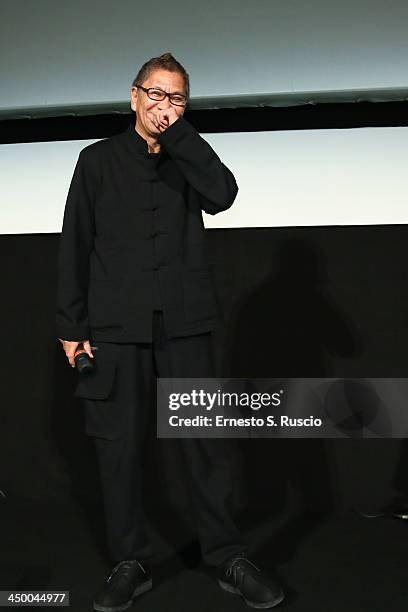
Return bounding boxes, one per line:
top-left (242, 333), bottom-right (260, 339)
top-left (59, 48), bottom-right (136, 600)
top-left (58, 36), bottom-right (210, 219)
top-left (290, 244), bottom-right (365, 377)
top-left (0, 226), bottom-right (406, 519)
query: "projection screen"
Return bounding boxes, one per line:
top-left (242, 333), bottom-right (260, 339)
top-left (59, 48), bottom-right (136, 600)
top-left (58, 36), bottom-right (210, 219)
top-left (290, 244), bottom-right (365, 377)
top-left (1, 0), bottom-right (408, 232)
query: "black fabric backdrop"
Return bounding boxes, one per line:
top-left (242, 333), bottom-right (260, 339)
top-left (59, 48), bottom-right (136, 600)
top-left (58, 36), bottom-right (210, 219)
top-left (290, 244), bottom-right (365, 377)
top-left (1, 225), bottom-right (407, 520)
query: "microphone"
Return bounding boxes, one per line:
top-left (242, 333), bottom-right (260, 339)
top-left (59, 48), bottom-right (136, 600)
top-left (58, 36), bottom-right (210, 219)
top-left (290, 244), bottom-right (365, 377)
top-left (74, 345), bottom-right (98, 374)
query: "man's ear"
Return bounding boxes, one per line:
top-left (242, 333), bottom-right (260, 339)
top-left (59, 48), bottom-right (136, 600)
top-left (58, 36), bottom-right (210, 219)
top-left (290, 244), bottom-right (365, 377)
top-left (131, 88), bottom-right (138, 112)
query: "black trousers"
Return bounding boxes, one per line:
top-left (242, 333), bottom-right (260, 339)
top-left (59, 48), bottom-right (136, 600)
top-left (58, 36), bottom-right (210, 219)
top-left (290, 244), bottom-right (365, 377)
top-left (85, 311), bottom-right (247, 567)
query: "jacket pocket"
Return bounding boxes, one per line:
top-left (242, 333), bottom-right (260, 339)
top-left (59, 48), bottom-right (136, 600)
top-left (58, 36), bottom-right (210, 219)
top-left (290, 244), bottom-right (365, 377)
top-left (182, 266), bottom-right (218, 323)
top-left (87, 279), bottom-right (121, 328)
top-left (74, 350), bottom-right (121, 439)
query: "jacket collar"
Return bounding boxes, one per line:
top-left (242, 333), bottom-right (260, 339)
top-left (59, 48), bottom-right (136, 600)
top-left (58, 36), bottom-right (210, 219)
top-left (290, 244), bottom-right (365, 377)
top-left (122, 122), bottom-right (163, 158)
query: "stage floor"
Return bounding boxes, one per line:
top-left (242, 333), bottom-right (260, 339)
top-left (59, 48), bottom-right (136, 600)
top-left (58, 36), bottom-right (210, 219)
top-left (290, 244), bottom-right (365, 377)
top-left (0, 496), bottom-right (406, 612)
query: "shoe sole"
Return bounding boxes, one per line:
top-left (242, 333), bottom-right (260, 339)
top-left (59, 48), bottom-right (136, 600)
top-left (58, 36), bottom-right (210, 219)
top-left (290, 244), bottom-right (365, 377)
top-left (218, 579), bottom-right (284, 609)
top-left (93, 578), bottom-right (153, 612)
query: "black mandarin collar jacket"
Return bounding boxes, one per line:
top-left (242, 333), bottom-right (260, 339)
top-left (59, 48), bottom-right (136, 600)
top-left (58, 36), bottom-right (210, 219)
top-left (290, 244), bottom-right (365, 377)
top-left (56, 115), bottom-right (238, 343)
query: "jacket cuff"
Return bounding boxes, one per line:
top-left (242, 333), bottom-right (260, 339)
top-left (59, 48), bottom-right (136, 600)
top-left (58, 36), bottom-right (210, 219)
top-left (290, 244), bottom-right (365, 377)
top-left (157, 115), bottom-right (192, 146)
top-left (56, 324), bottom-right (90, 342)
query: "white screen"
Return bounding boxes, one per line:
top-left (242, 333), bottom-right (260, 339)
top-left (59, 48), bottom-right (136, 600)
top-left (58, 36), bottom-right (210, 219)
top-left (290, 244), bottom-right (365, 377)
top-left (1, 127), bottom-right (407, 234)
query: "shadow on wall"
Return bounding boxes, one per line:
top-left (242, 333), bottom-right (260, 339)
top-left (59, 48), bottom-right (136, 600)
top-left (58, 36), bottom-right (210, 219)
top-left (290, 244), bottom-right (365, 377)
top-left (219, 237), bottom-right (358, 532)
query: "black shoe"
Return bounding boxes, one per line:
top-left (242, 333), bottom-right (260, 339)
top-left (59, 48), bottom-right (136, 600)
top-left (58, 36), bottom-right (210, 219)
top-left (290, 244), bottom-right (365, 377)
top-left (217, 553), bottom-right (284, 609)
top-left (93, 559), bottom-right (152, 612)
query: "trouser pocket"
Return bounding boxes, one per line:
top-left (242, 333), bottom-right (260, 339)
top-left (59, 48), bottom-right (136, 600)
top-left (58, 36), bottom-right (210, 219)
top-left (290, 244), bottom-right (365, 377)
top-left (74, 343), bottom-right (121, 439)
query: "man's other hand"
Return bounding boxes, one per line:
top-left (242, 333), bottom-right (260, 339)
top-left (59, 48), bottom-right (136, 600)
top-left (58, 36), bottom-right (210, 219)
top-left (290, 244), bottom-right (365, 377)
top-left (149, 107), bottom-right (179, 132)
top-left (58, 338), bottom-right (94, 368)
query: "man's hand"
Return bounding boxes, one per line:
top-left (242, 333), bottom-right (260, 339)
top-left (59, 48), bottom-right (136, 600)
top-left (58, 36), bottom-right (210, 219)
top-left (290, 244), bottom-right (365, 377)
top-left (58, 338), bottom-right (94, 368)
top-left (148, 107), bottom-right (179, 133)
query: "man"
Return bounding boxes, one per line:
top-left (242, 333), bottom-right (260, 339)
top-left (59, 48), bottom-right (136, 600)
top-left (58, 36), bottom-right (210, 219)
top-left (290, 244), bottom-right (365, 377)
top-left (57, 52), bottom-right (284, 611)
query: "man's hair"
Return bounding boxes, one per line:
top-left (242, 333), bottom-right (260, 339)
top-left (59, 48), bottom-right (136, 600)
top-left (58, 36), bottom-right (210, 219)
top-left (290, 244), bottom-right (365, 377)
top-left (131, 52), bottom-right (190, 100)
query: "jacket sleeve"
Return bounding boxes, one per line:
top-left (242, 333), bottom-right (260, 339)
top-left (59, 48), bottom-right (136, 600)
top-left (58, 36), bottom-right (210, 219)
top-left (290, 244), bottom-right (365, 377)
top-left (56, 149), bottom-right (97, 341)
top-left (157, 115), bottom-right (238, 215)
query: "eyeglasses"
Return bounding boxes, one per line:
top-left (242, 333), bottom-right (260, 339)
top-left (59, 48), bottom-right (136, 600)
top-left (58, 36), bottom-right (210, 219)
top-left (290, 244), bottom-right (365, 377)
top-left (134, 85), bottom-right (187, 107)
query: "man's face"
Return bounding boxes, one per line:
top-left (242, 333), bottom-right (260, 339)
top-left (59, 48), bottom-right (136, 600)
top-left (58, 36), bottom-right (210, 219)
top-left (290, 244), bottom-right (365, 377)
top-left (131, 69), bottom-right (187, 137)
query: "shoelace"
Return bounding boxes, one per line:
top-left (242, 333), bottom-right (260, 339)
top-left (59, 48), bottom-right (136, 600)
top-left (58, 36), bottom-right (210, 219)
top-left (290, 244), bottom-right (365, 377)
top-left (225, 556), bottom-right (260, 585)
top-left (107, 559), bottom-right (146, 584)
